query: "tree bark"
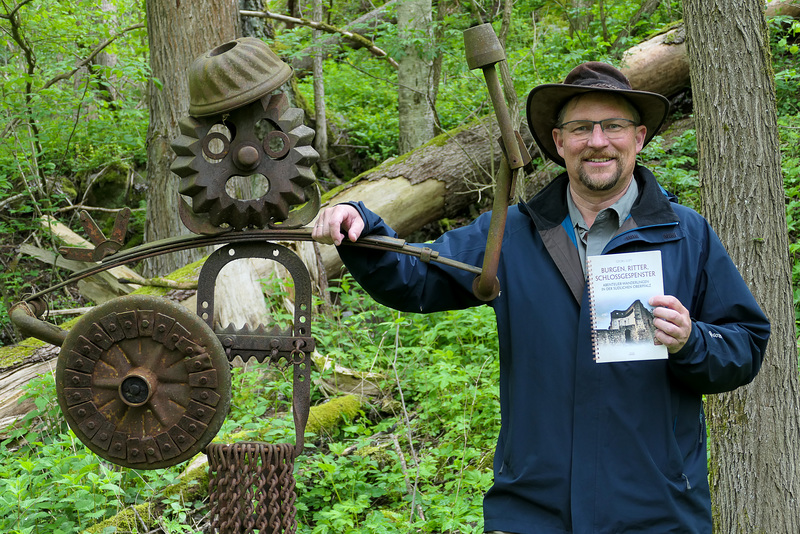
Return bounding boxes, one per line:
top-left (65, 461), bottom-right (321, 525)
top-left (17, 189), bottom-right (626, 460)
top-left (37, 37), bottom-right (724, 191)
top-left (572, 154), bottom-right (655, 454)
top-left (397, 0), bottom-right (436, 154)
top-left (143, 0), bottom-right (239, 276)
top-left (683, 0), bottom-right (800, 532)
top-left (622, 1), bottom-right (800, 97)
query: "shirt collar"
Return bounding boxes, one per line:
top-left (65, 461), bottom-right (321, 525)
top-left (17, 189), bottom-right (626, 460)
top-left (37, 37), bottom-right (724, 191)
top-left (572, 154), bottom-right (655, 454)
top-left (566, 177), bottom-right (639, 234)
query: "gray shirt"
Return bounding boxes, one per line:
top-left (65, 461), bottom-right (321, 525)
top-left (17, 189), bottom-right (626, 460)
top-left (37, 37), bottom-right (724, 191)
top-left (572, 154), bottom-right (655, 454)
top-left (566, 178), bottom-right (639, 276)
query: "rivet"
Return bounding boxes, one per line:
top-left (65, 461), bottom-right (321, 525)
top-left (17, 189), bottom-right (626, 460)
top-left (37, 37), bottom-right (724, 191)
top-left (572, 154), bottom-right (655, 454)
top-left (177, 436), bottom-right (185, 443)
top-left (141, 320), bottom-right (150, 328)
top-left (107, 324), bottom-right (117, 332)
top-left (188, 424), bottom-right (197, 432)
top-left (131, 448), bottom-right (139, 457)
top-left (163, 443), bottom-right (172, 451)
top-left (199, 377), bottom-right (208, 385)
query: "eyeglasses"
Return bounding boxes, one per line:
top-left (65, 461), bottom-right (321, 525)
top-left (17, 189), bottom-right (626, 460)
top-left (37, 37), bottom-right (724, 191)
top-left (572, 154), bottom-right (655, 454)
top-left (557, 118), bottom-right (638, 140)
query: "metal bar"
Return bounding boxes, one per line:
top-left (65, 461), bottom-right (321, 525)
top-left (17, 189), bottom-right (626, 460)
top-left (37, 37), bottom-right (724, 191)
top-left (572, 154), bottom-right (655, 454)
top-left (20, 229), bottom-right (483, 304)
top-left (9, 302), bottom-right (67, 347)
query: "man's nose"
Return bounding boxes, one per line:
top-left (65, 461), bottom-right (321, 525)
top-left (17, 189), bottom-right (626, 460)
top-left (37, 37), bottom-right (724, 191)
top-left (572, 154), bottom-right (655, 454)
top-left (587, 124), bottom-right (610, 147)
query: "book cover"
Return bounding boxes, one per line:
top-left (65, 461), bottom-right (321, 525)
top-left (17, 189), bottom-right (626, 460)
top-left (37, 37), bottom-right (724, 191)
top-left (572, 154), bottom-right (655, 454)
top-left (586, 250), bottom-right (668, 363)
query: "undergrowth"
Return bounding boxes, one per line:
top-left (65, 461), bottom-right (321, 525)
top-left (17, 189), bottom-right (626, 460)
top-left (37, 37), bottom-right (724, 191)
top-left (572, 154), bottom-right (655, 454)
top-left (0, 276), bottom-right (500, 533)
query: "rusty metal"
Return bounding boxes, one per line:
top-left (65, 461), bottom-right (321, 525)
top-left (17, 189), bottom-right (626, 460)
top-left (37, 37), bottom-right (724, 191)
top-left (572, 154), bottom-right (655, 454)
top-left (207, 442), bottom-right (297, 533)
top-left (55, 294), bottom-right (231, 469)
top-left (17, 230), bottom-right (484, 306)
top-left (9, 300), bottom-right (67, 347)
top-left (188, 37), bottom-right (293, 118)
top-left (171, 93), bottom-right (319, 231)
top-left (197, 242), bottom-right (313, 456)
top-left (463, 23), bottom-right (531, 301)
top-left (60, 208), bottom-right (131, 262)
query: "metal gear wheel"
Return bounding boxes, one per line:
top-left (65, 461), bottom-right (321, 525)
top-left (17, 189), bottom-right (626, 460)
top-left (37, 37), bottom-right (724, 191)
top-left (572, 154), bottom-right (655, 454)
top-left (171, 93), bottom-right (319, 231)
top-left (55, 295), bottom-right (231, 469)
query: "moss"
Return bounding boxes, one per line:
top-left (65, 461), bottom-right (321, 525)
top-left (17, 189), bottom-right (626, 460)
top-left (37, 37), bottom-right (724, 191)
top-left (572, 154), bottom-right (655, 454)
top-left (161, 462), bottom-right (209, 501)
top-left (83, 502), bottom-right (157, 534)
top-left (306, 394), bottom-right (363, 436)
top-left (129, 256), bottom-right (207, 297)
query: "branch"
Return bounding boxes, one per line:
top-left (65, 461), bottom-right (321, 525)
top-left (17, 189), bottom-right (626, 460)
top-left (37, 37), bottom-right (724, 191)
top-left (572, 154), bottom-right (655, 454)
top-left (40, 22), bottom-right (145, 90)
top-left (240, 9), bottom-right (399, 69)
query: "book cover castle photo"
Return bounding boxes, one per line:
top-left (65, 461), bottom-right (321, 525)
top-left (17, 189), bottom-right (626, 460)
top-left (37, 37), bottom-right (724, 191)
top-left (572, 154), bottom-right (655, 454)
top-left (586, 250), bottom-right (668, 363)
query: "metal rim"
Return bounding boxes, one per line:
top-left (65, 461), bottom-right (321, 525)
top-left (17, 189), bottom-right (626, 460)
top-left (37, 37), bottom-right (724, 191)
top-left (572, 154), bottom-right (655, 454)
top-left (56, 294), bottom-right (231, 469)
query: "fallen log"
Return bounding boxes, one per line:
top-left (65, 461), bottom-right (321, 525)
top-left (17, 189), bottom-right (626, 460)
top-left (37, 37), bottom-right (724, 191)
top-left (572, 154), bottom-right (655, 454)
top-left (621, 1), bottom-right (800, 96)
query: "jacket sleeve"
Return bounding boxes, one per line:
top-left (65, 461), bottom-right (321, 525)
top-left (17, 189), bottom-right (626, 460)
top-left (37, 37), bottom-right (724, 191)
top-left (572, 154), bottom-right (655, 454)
top-left (335, 202), bottom-right (487, 313)
top-left (667, 224), bottom-right (770, 394)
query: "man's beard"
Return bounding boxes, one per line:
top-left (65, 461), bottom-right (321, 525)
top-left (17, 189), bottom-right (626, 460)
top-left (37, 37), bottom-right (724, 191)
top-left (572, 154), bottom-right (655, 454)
top-left (577, 153), bottom-right (623, 192)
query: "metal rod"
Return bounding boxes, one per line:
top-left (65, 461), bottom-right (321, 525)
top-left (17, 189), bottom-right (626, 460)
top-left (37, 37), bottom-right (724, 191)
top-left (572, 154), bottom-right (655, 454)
top-left (473, 156), bottom-right (512, 301)
top-left (20, 229), bottom-right (483, 304)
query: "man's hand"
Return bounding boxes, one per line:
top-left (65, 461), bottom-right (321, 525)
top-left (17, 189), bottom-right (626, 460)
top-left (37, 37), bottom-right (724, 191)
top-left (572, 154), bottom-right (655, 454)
top-left (649, 295), bottom-right (692, 354)
top-left (311, 204), bottom-right (365, 246)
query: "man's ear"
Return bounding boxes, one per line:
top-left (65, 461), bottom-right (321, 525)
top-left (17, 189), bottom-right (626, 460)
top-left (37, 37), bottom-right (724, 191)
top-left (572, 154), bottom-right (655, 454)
top-left (553, 128), bottom-right (565, 158)
top-left (634, 125), bottom-right (647, 153)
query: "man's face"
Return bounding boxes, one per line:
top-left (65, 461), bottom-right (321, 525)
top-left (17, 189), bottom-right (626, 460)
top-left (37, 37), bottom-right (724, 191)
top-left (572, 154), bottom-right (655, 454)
top-left (552, 93), bottom-right (647, 198)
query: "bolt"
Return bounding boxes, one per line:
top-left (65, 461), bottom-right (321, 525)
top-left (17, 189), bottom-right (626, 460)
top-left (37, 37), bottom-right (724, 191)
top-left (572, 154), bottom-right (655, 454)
top-left (200, 392), bottom-right (209, 400)
top-left (108, 324), bottom-right (117, 332)
top-left (77, 409), bottom-right (86, 417)
top-left (188, 424), bottom-right (197, 432)
top-left (99, 433), bottom-right (107, 440)
top-left (114, 443), bottom-right (122, 451)
top-left (177, 436), bottom-right (185, 443)
top-left (87, 421), bottom-right (95, 430)
top-left (75, 360), bottom-right (83, 369)
top-left (141, 319), bottom-right (150, 328)
top-left (163, 443), bottom-right (172, 452)
top-left (147, 447), bottom-right (155, 456)
top-left (131, 448), bottom-right (139, 457)
top-left (199, 377), bottom-right (208, 385)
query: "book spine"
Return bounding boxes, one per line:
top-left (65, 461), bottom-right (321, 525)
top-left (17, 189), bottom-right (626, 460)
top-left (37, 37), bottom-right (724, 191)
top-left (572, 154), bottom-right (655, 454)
top-left (586, 257), bottom-right (600, 362)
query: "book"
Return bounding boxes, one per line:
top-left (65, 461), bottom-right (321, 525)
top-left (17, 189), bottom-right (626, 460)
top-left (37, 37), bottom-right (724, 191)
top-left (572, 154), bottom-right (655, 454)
top-left (586, 250), bottom-right (668, 363)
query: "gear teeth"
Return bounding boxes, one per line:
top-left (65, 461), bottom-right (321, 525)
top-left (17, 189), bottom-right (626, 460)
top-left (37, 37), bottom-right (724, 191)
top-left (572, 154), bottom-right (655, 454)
top-left (288, 124), bottom-right (315, 145)
top-left (171, 157), bottom-right (198, 178)
top-left (178, 116), bottom-right (204, 137)
top-left (292, 145), bottom-right (320, 169)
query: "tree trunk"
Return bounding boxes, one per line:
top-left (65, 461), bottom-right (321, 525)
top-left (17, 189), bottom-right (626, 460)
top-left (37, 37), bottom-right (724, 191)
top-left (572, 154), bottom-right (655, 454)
top-left (622, 2), bottom-right (800, 97)
top-left (312, 0), bottom-right (336, 183)
top-left (312, 115), bottom-right (552, 276)
top-left (143, 0), bottom-right (239, 276)
top-left (683, 1), bottom-right (800, 532)
top-left (397, 0), bottom-right (436, 154)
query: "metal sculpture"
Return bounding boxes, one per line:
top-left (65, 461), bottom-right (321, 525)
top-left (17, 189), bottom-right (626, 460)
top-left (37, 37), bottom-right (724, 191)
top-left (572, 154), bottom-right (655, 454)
top-left (9, 26), bottom-right (526, 534)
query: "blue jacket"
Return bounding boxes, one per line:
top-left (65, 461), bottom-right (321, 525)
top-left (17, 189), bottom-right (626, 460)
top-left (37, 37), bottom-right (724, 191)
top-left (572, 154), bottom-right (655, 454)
top-left (337, 165), bottom-right (770, 534)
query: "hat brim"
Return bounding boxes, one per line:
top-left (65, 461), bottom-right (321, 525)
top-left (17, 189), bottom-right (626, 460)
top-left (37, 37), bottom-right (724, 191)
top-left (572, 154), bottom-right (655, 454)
top-left (526, 84), bottom-right (671, 167)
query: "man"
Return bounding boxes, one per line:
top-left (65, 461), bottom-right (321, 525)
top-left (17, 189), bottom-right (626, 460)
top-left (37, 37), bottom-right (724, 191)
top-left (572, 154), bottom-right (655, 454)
top-left (312, 62), bottom-right (770, 534)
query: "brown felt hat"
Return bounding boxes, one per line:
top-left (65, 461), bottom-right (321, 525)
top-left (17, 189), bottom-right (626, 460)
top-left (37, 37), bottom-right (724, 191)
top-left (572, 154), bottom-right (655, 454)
top-left (526, 62), bottom-right (670, 167)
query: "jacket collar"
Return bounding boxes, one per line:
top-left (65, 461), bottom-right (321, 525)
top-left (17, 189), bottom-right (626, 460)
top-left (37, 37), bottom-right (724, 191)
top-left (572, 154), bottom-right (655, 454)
top-left (519, 164), bottom-right (679, 229)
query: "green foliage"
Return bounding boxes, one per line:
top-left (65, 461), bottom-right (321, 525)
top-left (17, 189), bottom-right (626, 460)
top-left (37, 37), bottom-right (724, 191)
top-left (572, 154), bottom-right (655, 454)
top-left (0, 0), bottom-right (149, 343)
top-left (0, 277), bottom-right (498, 532)
top-left (640, 128), bottom-right (700, 210)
